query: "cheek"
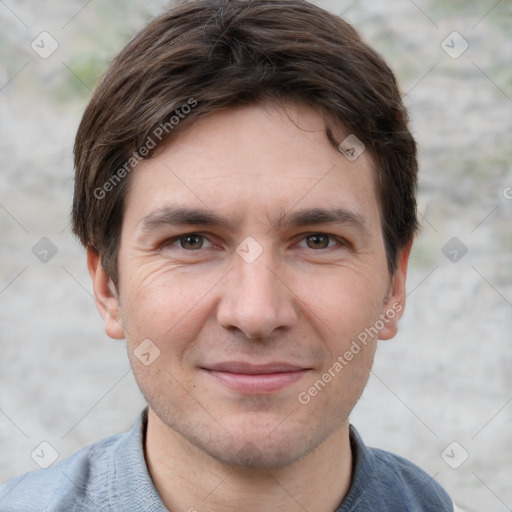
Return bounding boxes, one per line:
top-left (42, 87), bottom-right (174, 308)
top-left (120, 262), bottom-right (220, 353)
top-left (295, 266), bottom-right (388, 342)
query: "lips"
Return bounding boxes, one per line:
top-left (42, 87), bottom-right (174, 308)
top-left (201, 361), bottom-right (310, 393)
top-left (206, 362), bottom-right (307, 374)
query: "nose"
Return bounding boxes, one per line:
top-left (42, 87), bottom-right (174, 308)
top-left (216, 251), bottom-right (298, 339)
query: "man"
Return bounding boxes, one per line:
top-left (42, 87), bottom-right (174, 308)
top-left (0, 0), bottom-right (455, 510)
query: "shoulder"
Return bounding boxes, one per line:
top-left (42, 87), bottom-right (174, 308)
top-left (341, 426), bottom-right (454, 512)
top-left (0, 431), bottom-right (126, 512)
top-left (369, 447), bottom-right (454, 510)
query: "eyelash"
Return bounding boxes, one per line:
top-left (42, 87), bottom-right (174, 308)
top-left (163, 232), bottom-right (349, 252)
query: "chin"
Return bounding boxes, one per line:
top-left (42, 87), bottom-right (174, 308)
top-left (200, 434), bottom-right (312, 470)
top-left (188, 411), bottom-right (333, 470)
top-left (144, 384), bottom-right (351, 470)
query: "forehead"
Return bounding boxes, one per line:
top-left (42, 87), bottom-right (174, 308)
top-left (124, 102), bottom-right (381, 231)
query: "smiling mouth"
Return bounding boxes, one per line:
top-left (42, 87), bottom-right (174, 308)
top-left (200, 362), bottom-right (311, 394)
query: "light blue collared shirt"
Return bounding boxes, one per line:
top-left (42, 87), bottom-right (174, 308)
top-left (0, 408), bottom-right (454, 511)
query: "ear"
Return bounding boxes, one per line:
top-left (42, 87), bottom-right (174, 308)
top-left (378, 239), bottom-right (413, 341)
top-left (87, 248), bottom-right (125, 340)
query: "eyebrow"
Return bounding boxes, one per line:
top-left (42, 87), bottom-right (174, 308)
top-left (139, 206), bottom-right (370, 236)
top-left (280, 208), bottom-right (369, 234)
top-left (139, 207), bottom-right (239, 232)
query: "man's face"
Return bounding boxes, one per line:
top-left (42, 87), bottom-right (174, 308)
top-left (93, 102), bottom-right (407, 468)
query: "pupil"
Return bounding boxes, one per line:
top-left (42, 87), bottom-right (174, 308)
top-left (182, 235), bottom-right (202, 249)
top-left (308, 234), bottom-right (328, 249)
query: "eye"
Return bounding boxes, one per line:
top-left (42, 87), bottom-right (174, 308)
top-left (169, 233), bottom-right (213, 250)
top-left (300, 233), bottom-right (338, 250)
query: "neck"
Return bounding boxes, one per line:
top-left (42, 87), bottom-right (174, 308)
top-left (144, 408), bottom-right (353, 512)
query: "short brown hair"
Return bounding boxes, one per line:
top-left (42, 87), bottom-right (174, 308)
top-left (72, 0), bottom-right (418, 287)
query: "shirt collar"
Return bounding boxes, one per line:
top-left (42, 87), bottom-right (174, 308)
top-left (332, 425), bottom-right (374, 510)
top-left (109, 407), bottom-right (169, 511)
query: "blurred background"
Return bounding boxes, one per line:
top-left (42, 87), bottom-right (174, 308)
top-left (0, 1), bottom-right (511, 510)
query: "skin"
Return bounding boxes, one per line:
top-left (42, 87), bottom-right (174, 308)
top-left (88, 102), bottom-right (411, 512)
